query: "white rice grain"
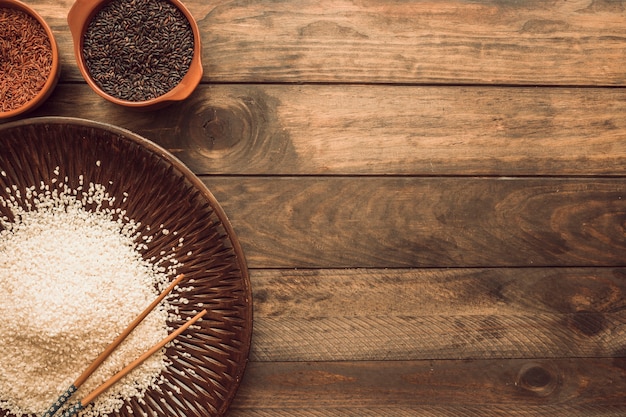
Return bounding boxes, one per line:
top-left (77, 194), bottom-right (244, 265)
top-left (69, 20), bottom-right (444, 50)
top-left (0, 172), bottom-right (181, 417)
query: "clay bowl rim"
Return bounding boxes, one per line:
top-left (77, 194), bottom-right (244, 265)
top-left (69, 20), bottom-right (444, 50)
top-left (67, 0), bottom-right (203, 109)
top-left (0, 0), bottom-right (60, 120)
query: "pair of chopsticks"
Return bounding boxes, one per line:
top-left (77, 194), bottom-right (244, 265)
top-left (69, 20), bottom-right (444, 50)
top-left (41, 274), bottom-right (206, 417)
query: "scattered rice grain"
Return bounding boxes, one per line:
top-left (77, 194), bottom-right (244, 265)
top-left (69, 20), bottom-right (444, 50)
top-left (0, 168), bottom-right (184, 417)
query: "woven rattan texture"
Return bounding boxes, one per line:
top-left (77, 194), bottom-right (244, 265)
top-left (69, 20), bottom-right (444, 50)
top-left (0, 118), bottom-right (252, 417)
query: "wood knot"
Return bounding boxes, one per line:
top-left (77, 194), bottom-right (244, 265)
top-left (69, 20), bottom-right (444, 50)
top-left (201, 107), bottom-right (243, 151)
top-left (180, 89), bottom-right (297, 172)
top-left (516, 362), bottom-right (559, 397)
top-left (565, 310), bottom-right (607, 337)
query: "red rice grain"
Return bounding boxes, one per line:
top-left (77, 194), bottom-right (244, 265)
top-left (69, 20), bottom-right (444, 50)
top-left (0, 7), bottom-right (53, 112)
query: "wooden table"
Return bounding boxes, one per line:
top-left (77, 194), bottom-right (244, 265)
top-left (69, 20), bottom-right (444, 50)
top-left (13, 0), bottom-right (626, 415)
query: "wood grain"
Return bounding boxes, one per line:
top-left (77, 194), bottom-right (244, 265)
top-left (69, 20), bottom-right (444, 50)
top-left (13, 0), bottom-right (626, 414)
top-left (204, 177), bottom-right (626, 268)
top-left (247, 268), bottom-right (626, 361)
top-left (27, 0), bottom-right (626, 85)
top-left (249, 268), bottom-right (626, 319)
top-left (227, 359), bottom-right (626, 416)
top-left (29, 84), bottom-right (626, 176)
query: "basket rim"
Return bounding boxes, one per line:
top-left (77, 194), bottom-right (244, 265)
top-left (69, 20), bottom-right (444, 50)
top-left (0, 116), bottom-right (253, 417)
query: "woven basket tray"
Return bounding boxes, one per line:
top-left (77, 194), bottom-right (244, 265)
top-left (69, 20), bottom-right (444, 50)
top-left (0, 117), bottom-right (252, 417)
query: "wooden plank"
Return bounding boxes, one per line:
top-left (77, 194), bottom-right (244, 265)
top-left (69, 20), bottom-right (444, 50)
top-left (30, 84), bottom-right (626, 176)
top-left (27, 0), bottom-right (626, 85)
top-left (250, 311), bottom-right (626, 362)
top-left (250, 268), bottom-right (626, 318)
top-left (227, 359), bottom-right (626, 416)
top-left (204, 177), bottom-right (626, 268)
top-left (247, 268), bottom-right (626, 362)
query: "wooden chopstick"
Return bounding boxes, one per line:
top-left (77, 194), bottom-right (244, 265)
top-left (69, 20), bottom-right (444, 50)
top-left (74, 273), bottom-right (186, 388)
top-left (73, 309), bottom-right (207, 415)
top-left (41, 273), bottom-right (187, 417)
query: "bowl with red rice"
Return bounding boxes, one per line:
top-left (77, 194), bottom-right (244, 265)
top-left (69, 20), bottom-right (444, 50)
top-left (0, 0), bottom-right (60, 120)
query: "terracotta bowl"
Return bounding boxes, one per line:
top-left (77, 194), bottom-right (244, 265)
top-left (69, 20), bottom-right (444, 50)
top-left (0, 117), bottom-right (251, 417)
top-left (0, 0), bottom-right (60, 120)
top-left (67, 0), bottom-right (203, 110)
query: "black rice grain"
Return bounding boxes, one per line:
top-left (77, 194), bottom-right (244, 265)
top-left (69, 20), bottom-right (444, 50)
top-left (82, 0), bottom-right (194, 102)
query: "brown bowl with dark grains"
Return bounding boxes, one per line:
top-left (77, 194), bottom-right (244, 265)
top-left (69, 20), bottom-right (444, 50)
top-left (67, 0), bottom-right (203, 109)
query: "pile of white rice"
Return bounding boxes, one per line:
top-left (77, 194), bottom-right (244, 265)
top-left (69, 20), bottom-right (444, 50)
top-left (0, 167), bottom-right (183, 417)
